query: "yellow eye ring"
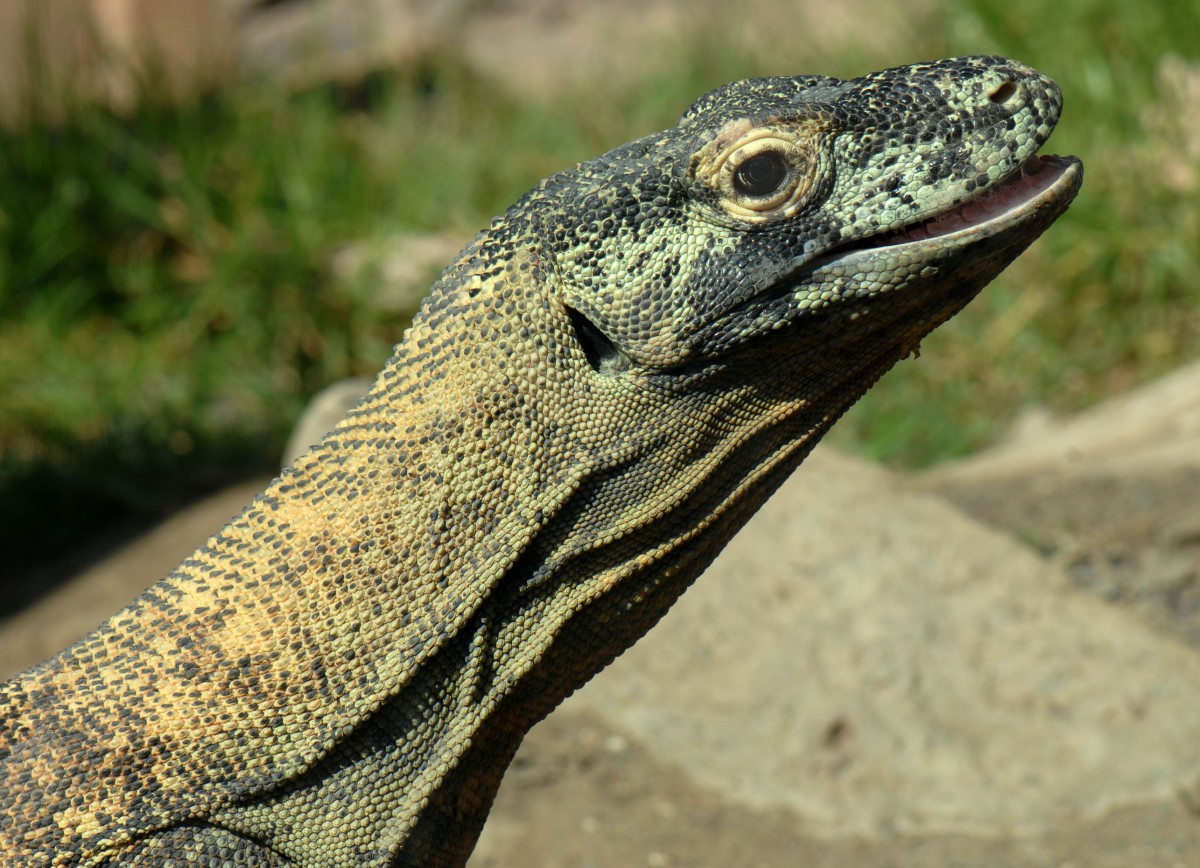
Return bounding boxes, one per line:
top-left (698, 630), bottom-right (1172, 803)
top-left (694, 126), bottom-right (822, 223)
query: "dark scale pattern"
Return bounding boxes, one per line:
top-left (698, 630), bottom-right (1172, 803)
top-left (0, 57), bottom-right (1080, 866)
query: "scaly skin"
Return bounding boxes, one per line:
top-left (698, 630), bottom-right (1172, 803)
top-left (0, 57), bottom-right (1081, 866)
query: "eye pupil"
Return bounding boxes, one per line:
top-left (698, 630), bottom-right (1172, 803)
top-left (734, 151), bottom-right (788, 197)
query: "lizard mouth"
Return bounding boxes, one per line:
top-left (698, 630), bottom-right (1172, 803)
top-left (810, 153), bottom-right (1083, 272)
top-left (865, 154), bottom-right (1080, 249)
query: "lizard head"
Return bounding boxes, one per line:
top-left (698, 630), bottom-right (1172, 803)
top-left (541, 55), bottom-right (1082, 373)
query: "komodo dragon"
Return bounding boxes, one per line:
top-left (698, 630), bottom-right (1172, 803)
top-left (0, 56), bottom-right (1082, 865)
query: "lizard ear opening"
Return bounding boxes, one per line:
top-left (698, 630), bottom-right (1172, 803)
top-left (565, 305), bottom-right (631, 374)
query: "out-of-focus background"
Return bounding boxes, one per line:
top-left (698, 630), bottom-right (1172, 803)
top-left (2, 1), bottom-right (1200, 865)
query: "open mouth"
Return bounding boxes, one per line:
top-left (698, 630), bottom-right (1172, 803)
top-left (812, 153), bottom-right (1083, 269)
top-left (870, 155), bottom-right (1080, 248)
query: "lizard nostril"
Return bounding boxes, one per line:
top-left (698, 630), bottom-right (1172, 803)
top-left (988, 80), bottom-right (1019, 106)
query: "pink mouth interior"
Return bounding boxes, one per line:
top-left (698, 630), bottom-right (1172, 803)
top-left (870, 155), bottom-right (1069, 248)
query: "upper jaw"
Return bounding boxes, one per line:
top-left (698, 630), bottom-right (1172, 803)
top-left (795, 152), bottom-right (1083, 291)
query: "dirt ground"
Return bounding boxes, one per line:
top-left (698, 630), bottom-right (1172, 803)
top-left (474, 710), bottom-right (1198, 868)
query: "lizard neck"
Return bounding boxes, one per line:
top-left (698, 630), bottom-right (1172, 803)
top-left (4, 221), bottom-right (931, 866)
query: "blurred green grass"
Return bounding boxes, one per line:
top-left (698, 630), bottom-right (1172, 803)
top-left (0, 0), bottom-right (1198, 582)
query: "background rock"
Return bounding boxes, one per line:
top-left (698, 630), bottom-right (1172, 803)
top-left (282, 377), bottom-right (372, 467)
top-left (921, 361), bottom-right (1200, 650)
top-left (922, 359), bottom-right (1200, 483)
top-left (565, 448), bottom-right (1200, 838)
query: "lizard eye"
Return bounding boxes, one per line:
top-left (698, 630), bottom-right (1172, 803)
top-left (695, 129), bottom-right (820, 222)
top-left (733, 150), bottom-right (788, 197)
